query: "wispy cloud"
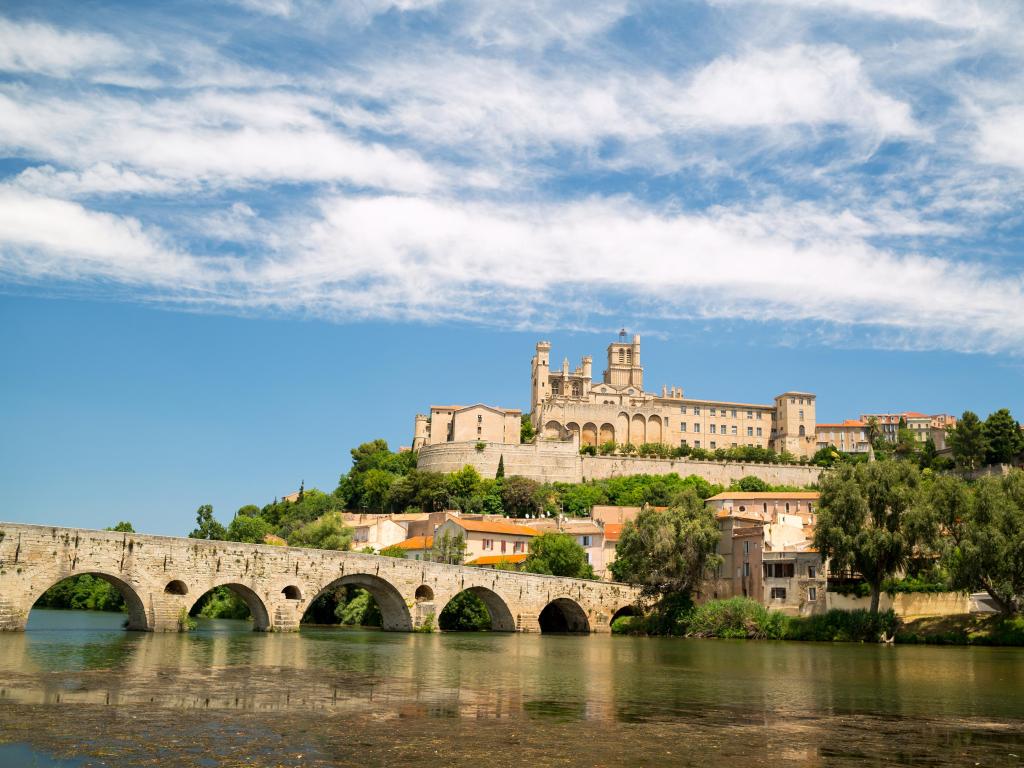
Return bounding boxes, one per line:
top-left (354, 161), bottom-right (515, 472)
top-left (0, 17), bottom-right (129, 77)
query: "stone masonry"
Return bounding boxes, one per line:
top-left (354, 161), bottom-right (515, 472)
top-left (0, 523), bottom-right (641, 633)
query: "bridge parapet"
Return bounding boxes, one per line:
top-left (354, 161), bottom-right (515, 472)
top-left (0, 523), bottom-right (641, 634)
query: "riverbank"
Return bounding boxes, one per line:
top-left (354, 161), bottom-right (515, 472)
top-left (611, 597), bottom-right (1024, 646)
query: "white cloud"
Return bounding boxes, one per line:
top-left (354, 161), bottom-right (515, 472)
top-left (0, 89), bottom-right (442, 193)
top-left (975, 106), bottom-right (1024, 169)
top-left (12, 164), bottom-right (183, 197)
top-left (675, 45), bottom-right (920, 136)
top-left (0, 17), bottom-right (129, 76)
top-left (710, 0), bottom-right (997, 30)
top-left (455, 0), bottom-right (630, 50)
top-left (0, 187), bottom-right (203, 286)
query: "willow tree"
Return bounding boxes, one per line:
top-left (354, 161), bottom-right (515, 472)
top-left (814, 461), bottom-right (932, 614)
top-left (610, 489), bottom-right (721, 602)
top-left (932, 472), bottom-right (1024, 615)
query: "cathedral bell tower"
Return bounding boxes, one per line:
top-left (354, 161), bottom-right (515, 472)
top-left (604, 330), bottom-right (643, 390)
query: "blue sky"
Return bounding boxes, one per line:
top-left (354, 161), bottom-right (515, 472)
top-left (1, 0), bottom-right (1023, 535)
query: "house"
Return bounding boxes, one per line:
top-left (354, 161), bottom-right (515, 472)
top-left (392, 534), bottom-right (434, 561)
top-left (434, 515), bottom-right (540, 563)
top-left (815, 420), bottom-right (871, 454)
top-left (708, 492), bottom-right (825, 616)
top-left (602, 523), bottom-right (623, 579)
top-left (342, 513), bottom-right (428, 552)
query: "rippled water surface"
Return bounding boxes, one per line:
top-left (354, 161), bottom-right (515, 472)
top-left (1, 609), bottom-right (1022, 766)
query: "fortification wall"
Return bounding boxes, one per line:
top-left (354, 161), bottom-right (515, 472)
top-left (415, 441), bottom-right (582, 483)
top-left (416, 442), bottom-right (822, 487)
top-left (580, 455), bottom-right (822, 486)
top-left (826, 591), bottom-right (971, 617)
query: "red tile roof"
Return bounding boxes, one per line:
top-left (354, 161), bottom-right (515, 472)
top-left (395, 535), bottom-right (433, 550)
top-left (603, 523), bottom-right (624, 542)
top-left (447, 517), bottom-right (540, 536)
top-left (466, 554), bottom-right (528, 566)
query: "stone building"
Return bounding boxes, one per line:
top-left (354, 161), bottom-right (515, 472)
top-left (530, 331), bottom-right (817, 457)
top-left (708, 491), bottom-right (826, 616)
top-left (412, 404), bottom-right (521, 450)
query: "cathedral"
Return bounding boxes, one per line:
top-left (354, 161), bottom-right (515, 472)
top-left (414, 331), bottom-right (817, 458)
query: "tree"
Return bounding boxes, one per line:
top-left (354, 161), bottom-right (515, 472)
top-left (894, 426), bottom-right (919, 460)
top-left (445, 465), bottom-right (482, 511)
top-left (931, 471), bottom-right (1024, 615)
top-left (496, 454), bottom-right (505, 479)
top-left (949, 411), bottom-right (988, 471)
top-left (107, 521), bottom-right (135, 533)
top-left (287, 512), bottom-right (353, 551)
top-left (378, 544), bottom-right (408, 558)
top-left (814, 461), bottom-right (932, 614)
top-left (189, 504), bottom-right (226, 540)
top-left (523, 532), bottom-right (595, 578)
top-left (609, 489), bottom-right (722, 601)
top-left (731, 475), bottom-right (770, 492)
top-left (433, 530), bottom-right (466, 565)
top-left (226, 513), bottom-right (273, 544)
top-left (984, 408), bottom-right (1024, 466)
top-left (520, 415), bottom-right (536, 444)
top-left (501, 475), bottom-right (541, 517)
top-left (919, 436), bottom-right (938, 470)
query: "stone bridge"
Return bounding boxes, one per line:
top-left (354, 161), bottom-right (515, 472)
top-left (0, 523), bottom-right (641, 633)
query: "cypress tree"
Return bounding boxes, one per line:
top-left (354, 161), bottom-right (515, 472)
top-left (496, 454), bottom-right (505, 479)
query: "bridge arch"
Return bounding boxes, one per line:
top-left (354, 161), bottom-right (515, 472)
top-left (187, 582), bottom-right (271, 631)
top-left (28, 571), bottom-right (150, 631)
top-left (609, 604), bottom-right (638, 627)
top-left (539, 597), bottom-right (590, 634)
top-left (439, 586), bottom-right (515, 632)
top-left (312, 573), bottom-right (412, 631)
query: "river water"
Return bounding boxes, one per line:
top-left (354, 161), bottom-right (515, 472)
top-left (0, 609), bottom-right (1022, 766)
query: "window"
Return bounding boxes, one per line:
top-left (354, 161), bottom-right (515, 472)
top-left (731, 409), bottom-right (737, 418)
top-left (738, 505), bottom-right (746, 512)
top-left (483, 538), bottom-right (493, 551)
top-left (680, 423), bottom-right (687, 432)
top-left (785, 502), bottom-right (791, 513)
top-left (808, 587), bottom-right (817, 602)
top-left (501, 541), bottom-right (507, 553)
top-left (747, 426), bottom-right (753, 436)
top-left (799, 409), bottom-right (804, 420)
top-left (710, 424), bottom-right (716, 434)
top-left (680, 406), bottom-right (687, 414)
top-left (513, 541), bottom-right (524, 553)
top-left (808, 565), bottom-right (816, 579)
top-left (581, 535), bottom-right (592, 547)
top-left (731, 425), bottom-right (737, 435)
top-left (764, 563), bottom-right (795, 578)
top-left (743, 540), bottom-right (750, 554)
top-left (771, 587), bottom-right (787, 600)
top-left (694, 423), bottom-right (701, 432)
top-left (694, 440), bottom-right (701, 448)
top-left (478, 415), bottom-right (483, 422)
top-left (710, 441), bottom-right (717, 449)
top-left (743, 562), bottom-right (750, 577)
top-left (756, 427), bottom-right (763, 437)
top-left (693, 406), bottom-right (701, 415)
top-left (710, 407), bottom-right (717, 416)
top-left (757, 412), bottom-right (763, 419)
top-left (763, 502), bottom-right (768, 514)
top-left (747, 410), bottom-right (753, 419)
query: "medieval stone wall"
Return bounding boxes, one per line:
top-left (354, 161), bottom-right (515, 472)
top-left (416, 441), bottom-right (582, 483)
top-left (580, 455), bottom-right (823, 486)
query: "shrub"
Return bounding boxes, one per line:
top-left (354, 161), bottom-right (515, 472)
top-left (785, 609), bottom-right (897, 642)
top-left (686, 597), bottom-right (788, 639)
top-left (610, 615), bottom-right (645, 635)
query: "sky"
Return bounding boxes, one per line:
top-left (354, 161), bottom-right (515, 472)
top-left (1, 0), bottom-right (1023, 535)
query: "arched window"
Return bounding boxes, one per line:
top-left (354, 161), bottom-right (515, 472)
top-left (799, 425), bottom-right (806, 437)
top-left (618, 349), bottom-right (625, 363)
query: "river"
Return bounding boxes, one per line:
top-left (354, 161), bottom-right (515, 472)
top-left (0, 609), bottom-right (1022, 766)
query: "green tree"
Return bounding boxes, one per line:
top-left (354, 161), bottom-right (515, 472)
top-left (931, 471), bottom-right (1024, 615)
top-left (894, 426), bottom-right (920, 460)
top-left (106, 521), bottom-right (135, 533)
top-left (235, 504), bottom-right (261, 518)
top-left (378, 544), bottom-right (408, 558)
top-left (287, 512), bottom-right (353, 551)
top-left (496, 454), bottom-right (505, 479)
top-left (520, 415), bottom-right (536, 444)
top-left (984, 408), bottom-right (1024, 466)
top-left (433, 530), bottom-right (466, 565)
top-left (949, 411), bottom-right (988, 471)
top-left (919, 435), bottom-right (938, 470)
top-left (609, 489), bottom-right (722, 601)
top-left (731, 476), bottom-right (771, 492)
top-left (226, 513), bottom-right (273, 544)
top-left (523, 532), bottom-right (595, 579)
top-left (189, 504), bottom-right (226, 540)
top-left (814, 461), bottom-right (933, 614)
top-left (439, 591), bottom-right (491, 631)
top-left (445, 465), bottom-right (482, 511)
top-left (501, 475), bottom-right (541, 517)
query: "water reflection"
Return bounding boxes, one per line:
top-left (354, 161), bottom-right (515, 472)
top-left (3, 610), bottom-right (1024, 767)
